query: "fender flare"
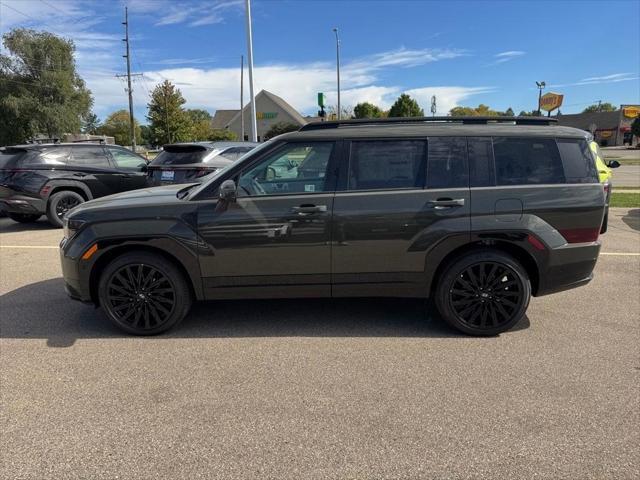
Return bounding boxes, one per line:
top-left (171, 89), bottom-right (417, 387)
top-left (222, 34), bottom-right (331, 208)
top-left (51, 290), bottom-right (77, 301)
top-left (44, 180), bottom-right (93, 201)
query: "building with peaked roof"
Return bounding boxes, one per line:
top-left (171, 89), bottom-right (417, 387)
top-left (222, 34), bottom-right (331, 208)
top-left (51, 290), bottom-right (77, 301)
top-left (211, 90), bottom-right (310, 141)
top-left (557, 104), bottom-right (640, 146)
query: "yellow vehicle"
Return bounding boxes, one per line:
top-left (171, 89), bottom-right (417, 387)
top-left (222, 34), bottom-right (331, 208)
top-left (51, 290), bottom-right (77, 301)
top-left (589, 140), bottom-right (620, 183)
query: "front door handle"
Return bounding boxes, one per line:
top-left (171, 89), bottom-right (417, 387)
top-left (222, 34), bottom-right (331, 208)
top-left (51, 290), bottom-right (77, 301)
top-left (427, 198), bottom-right (465, 209)
top-left (291, 204), bottom-right (327, 214)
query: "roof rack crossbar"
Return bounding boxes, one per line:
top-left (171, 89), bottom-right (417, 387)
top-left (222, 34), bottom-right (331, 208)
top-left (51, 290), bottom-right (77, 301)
top-left (299, 116), bottom-right (557, 131)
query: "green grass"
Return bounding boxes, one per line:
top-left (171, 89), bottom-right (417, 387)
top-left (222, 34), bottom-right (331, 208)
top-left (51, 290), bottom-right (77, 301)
top-left (613, 186), bottom-right (640, 191)
top-left (610, 192), bottom-right (640, 208)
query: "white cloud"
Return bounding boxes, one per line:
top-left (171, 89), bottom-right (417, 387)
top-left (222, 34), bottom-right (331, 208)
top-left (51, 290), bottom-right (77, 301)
top-left (487, 50), bottom-right (526, 66)
top-left (153, 0), bottom-right (242, 27)
top-left (549, 73), bottom-right (639, 88)
top-left (405, 86), bottom-right (495, 115)
top-left (580, 73), bottom-right (635, 82)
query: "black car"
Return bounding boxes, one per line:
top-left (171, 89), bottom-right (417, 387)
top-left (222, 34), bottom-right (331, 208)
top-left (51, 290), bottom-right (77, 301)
top-left (147, 142), bottom-right (258, 186)
top-left (0, 143), bottom-right (148, 227)
top-left (60, 117), bottom-right (606, 336)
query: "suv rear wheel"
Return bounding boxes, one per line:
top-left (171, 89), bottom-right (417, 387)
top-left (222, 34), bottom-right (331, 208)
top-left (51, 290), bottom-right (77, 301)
top-left (435, 250), bottom-right (531, 336)
top-left (46, 190), bottom-right (84, 227)
top-left (7, 212), bottom-right (41, 223)
top-left (98, 252), bottom-right (192, 335)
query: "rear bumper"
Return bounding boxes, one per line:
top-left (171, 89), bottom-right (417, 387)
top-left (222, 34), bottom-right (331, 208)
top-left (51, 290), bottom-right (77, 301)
top-left (0, 193), bottom-right (46, 214)
top-left (535, 241), bottom-right (601, 296)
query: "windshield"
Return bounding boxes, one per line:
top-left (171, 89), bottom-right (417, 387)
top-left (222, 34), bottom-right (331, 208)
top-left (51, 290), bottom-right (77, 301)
top-left (151, 145), bottom-right (209, 166)
top-left (185, 141), bottom-right (273, 200)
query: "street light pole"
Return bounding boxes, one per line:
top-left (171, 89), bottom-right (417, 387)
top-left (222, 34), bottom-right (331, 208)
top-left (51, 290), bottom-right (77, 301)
top-left (333, 28), bottom-right (341, 120)
top-left (245, 0), bottom-right (258, 142)
top-left (536, 81), bottom-right (546, 116)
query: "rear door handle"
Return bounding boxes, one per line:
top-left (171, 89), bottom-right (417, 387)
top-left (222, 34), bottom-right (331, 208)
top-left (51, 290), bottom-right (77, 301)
top-left (428, 198), bottom-right (465, 209)
top-left (291, 204), bottom-right (327, 214)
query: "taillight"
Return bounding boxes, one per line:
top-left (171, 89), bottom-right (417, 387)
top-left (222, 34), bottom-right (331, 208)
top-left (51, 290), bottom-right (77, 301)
top-left (40, 185), bottom-right (52, 196)
top-left (558, 228), bottom-right (601, 243)
top-left (603, 183), bottom-right (610, 195)
top-left (527, 234), bottom-right (546, 251)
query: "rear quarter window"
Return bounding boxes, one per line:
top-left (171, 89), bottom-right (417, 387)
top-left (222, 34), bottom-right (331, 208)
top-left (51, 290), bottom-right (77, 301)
top-left (556, 138), bottom-right (599, 183)
top-left (0, 149), bottom-right (28, 168)
top-left (493, 137), bottom-right (565, 185)
top-left (69, 146), bottom-right (110, 167)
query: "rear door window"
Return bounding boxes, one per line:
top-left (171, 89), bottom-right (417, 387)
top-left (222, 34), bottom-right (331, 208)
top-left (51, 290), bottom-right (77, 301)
top-left (347, 140), bottom-right (426, 190)
top-left (151, 146), bottom-right (208, 166)
top-left (427, 137), bottom-right (468, 189)
top-left (493, 137), bottom-right (564, 185)
top-left (69, 146), bottom-right (111, 168)
top-left (468, 137), bottom-right (495, 187)
top-left (556, 138), bottom-right (599, 183)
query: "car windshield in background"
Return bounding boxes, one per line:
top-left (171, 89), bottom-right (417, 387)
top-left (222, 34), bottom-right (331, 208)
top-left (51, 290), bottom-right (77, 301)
top-left (150, 146), bottom-right (209, 166)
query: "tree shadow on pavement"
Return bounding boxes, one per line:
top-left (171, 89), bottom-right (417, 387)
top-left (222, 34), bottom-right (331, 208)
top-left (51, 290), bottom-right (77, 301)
top-left (0, 218), bottom-right (56, 232)
top-left (621, 209), bottom-right (640, 232)
top-left (0, 278), bottom-right (529, 348)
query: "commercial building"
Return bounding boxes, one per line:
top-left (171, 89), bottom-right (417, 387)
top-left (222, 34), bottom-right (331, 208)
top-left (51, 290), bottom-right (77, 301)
top-left (557, 105), bottom-right (639, 146)
top-left (211, 90), bottom-right (316, 141)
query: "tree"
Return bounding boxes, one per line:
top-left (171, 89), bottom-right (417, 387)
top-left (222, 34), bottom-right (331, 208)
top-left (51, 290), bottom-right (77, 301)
top-left (327, 105), bottom-right (354, 120)
top-left (353, 102), bottom-right (383, 119)
top-left (97, 109), bottom-right (141, 146)
top-left (450, 104), bottom-right (500, 117)
top-left (263, 122), bottom-right (299, 141)
top-left (140, 125), bottom-right (153, 146)
top-left (0, 28), bottom-right (92, 145)
top-left (81, 112), bottom-right (100, 134)
top-left (388, 94), bottom-right (423, 117)
top-left (208, 129), bottom-right (237, 141)
top-left (185, 108), bottom-right (213, 141)
top-left (503, 107), bottom-right (515, 117)
top-left (146, 80), bottom-right (191, 145)
top-left (583, 102), bottom-right (617, 113)
top-left (518, 110), bottom-right (538, 117)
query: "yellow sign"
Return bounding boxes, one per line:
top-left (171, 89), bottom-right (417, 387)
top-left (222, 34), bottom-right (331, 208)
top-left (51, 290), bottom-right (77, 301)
top-left (599, 130), bottom-right (613, 139)
top-left (622, 106), bottom-right (640, 118)
top-left (539, 92), bottom-right (564, 112)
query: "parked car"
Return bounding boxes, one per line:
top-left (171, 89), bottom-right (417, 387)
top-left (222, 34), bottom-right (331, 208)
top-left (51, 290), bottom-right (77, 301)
top-left (589, 140), bottom-right (620, 233)
top-left (0, 143), bottom-right (148, 227)
top-left (60, 117), bottom-right (606, 336)
top-left (147, 142), bottom-right (258, 186)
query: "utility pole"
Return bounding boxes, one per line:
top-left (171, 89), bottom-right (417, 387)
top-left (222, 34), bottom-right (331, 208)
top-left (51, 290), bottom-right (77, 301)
top-left (163, 83), bottom-right (172, 144)
top-left (122, 7), bottom-right (135, 150)
top-left (333, 28), bottom-right (341, 120)
top-left (245, 0), bottom-right (257, 142)
top-left (535, 81), bottom-right (546, 116)
top-left (240, 55), bottom-right (245, 141)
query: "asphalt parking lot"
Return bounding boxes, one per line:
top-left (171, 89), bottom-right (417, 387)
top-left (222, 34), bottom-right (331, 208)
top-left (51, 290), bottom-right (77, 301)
top-left (1, 209), bottom-right (639, 479)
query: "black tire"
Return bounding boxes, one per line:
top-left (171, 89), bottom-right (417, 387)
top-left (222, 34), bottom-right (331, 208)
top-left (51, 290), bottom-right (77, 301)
top-left (46, 190), bottom-right (85, 227)
top-left (98, 252), bottom-right (192, 335)
top-left (435, 250), bottom-right (531, 336)
top-left (7, 212), bottom-right (41, 223)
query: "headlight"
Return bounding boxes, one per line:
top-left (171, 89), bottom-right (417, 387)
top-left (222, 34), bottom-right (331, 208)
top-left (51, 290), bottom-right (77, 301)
top-left (63, 217), bottom-right (86, 239)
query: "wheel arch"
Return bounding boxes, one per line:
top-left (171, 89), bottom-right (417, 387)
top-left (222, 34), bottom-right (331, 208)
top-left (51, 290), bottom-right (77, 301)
top-left (427, 239), bottom-right (541, 297)
top-left (89, 244), bottom-right (200, 306)
top-left (46, 181), bottom-right (93, 203)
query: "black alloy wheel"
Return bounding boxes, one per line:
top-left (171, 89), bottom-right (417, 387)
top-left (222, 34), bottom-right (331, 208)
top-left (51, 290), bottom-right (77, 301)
top-left (98, 252), bottom-right (192, 335)
top-left (55, 195), bottom-right (82, 219)
top-left (435, 251), bottom-right (531, 336)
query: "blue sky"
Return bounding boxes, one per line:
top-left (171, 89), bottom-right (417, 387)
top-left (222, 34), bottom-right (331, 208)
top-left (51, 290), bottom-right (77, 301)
top-left (1, 0), bottom-right (639, 123)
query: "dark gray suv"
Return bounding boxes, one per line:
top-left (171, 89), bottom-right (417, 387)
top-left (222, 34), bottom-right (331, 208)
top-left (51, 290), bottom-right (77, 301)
top-left (59, 117), bottom-right (605, 336)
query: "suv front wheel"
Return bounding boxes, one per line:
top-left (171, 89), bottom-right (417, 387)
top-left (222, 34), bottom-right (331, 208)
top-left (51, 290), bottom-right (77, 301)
top-left (98, 252), bottom-right (193, 335)
top-left (435, 250), bottom-right (531, 336)
top-left (46, 190), bottom-right (85, 227)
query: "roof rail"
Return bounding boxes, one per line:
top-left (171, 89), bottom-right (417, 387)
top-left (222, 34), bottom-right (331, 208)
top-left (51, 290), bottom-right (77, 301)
top-left (71, 138), bottom-right (106, 144)
top-left (299, 116), bottom-right (558, 131)
top-left (27, 137), bottom-right (60, 144)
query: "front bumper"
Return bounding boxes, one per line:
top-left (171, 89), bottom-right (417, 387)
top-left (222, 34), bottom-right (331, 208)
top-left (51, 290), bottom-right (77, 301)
top-left (59, 236), bottom-right (93, 303)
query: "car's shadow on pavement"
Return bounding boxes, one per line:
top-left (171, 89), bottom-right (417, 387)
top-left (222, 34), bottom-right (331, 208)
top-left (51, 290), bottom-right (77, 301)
top-left (621, 208), bottom-right (640, 232)
top-left (0, 218), bottom-right (57, 232)
top-left (0, 278), bottom-right (530, 347)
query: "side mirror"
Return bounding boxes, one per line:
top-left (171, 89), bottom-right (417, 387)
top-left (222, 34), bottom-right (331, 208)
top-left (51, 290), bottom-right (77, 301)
top-left (607, 160), bottom-right (620, 168)
top-left (219, 179), bottom-right (237, 202)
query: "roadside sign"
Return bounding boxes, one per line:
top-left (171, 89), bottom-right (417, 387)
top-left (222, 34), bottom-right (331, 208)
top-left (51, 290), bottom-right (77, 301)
top-left (317, 93), bottom-right (326, 108)
top-left (540, 92), bottom-right (564, 112)
top-left (622, 106), bottom-right (640, 118)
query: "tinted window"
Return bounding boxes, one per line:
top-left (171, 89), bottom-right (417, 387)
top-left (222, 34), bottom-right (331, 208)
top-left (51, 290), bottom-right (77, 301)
top-left (468, 137), bottom-right (495, 187)
top-left (0, 149), bottom-right (28, 168)
top-left (557, 138), bottom-right (599, 183)
top-left (108, 147), bottom-right (146, 169)
top-left (151, 146), bottom-right (208, 165)
top-left (238, 142), bottom-right (334, 196)
top-left (69, 146), bottom-right (110, 167)
top-left (493, 137), bottom-right (564, 185)
top-left (348, 140), bottom-right (426, 190)
top-left (427, 137), bottom-right (468, 189)
top-left (217, 146), bottom-right (254, 162)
